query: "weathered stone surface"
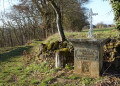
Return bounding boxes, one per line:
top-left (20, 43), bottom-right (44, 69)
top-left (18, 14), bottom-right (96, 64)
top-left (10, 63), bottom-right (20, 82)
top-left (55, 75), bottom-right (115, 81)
top-left (55, 48), bottom-right (74, 68)
top-left (75, 48), bottom-right (98, 61)
top-left (55, 51), bottom-right (66, 68)
top-left (69, 39), bottom-right (108, 77)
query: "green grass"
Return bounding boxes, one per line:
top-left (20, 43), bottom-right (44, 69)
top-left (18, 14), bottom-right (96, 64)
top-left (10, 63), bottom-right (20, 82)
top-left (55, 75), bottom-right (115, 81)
top-left (0, 40), bottom-right (58, 85)
top-left (45, 27), bottom-right (119, 43)
top-left (0, 41), bottom-right (44, 85)
top-left (0, 27), bottom-right (120, 85)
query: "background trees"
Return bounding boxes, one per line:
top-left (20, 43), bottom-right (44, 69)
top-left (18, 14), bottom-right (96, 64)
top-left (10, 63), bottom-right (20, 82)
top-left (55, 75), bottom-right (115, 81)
top-left (96, 22), bottom-right (107, 29)
top-left (0, 0), bottom-right (89, 47)
top-left (1, 0), bottom-right (120, 47)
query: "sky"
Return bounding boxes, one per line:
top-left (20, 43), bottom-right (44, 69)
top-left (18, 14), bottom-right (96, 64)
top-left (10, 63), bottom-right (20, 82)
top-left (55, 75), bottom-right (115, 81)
top-left (0, 0), bottom-right (114, 26)
top-left (0, 0), bottom-right (19, 12)
top-left (84, 0), bottom-right (114, 25)
top-left (0, 0), bottom-right (20, 26)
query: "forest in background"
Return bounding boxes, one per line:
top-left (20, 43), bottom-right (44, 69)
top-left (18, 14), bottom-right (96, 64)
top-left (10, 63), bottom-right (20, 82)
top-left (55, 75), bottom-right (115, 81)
top-left (0, 0), bottom-right (89, 48)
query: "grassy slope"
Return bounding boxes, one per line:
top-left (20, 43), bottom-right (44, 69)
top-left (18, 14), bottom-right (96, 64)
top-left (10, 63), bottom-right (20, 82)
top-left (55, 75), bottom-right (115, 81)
top-left (0, 41), bottom-right (52, 85)
top-left (45, 27), bottom-right (118, 43)
top-left (0, 27), bottom-right (120, 86)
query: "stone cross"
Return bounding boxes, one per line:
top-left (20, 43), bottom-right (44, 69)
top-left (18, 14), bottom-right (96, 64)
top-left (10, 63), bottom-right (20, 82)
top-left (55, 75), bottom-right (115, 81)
top-left (88, 8), bottom-right (98, 38)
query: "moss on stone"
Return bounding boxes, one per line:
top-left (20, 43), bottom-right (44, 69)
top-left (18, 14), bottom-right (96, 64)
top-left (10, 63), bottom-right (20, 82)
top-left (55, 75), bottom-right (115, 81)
top-left (58, 42), bottom-right (62, 49)
top-left (42, 44), bottom-right (48, 52)
top-left (62, 41), bottom-right (67, 48)
top-left (57, 48), bottom-right (69, 52)
top-left (56, 48), bottom-right (70, 57)
top-left (47, 42), bottom-right (54, 51)
top-left (52, 41), bottom-right (60, 50)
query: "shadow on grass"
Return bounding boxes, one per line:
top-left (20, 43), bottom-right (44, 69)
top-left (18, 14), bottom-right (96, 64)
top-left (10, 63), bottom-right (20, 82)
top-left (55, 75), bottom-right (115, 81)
top-left (0, 46), bottom-right (33, 62)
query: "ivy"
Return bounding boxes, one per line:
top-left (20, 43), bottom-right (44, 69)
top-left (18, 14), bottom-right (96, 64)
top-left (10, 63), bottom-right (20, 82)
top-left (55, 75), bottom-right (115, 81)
top-left (109, 0), bottom-right (120, 30)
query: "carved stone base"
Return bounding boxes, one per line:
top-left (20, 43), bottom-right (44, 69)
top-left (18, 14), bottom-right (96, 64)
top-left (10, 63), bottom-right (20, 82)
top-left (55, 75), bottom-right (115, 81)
top-left (69, 39), bottom-right (108, 77)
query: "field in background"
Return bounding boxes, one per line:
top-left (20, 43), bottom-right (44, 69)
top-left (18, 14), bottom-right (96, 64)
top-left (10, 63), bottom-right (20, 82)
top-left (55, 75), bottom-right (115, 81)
top-left (45, 27), bottom-right (118, 43)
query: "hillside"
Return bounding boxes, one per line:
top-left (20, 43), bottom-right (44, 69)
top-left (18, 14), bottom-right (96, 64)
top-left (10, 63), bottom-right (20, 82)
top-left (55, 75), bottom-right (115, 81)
top-left (45, 27), bottom-right (118, 43)
top-left (0, 27), bottom-right (120, 86)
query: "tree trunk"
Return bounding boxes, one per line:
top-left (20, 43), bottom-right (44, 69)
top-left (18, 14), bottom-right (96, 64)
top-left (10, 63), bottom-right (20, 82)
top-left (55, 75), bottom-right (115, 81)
top-left (49, 1), bottom-right (66, 42)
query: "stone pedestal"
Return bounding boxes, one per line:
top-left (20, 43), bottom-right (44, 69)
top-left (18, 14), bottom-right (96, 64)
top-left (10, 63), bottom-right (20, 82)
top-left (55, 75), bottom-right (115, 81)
top-left (69, 39), bottom-right (107, 77)
top-left (55, 51), bottom-right (65, 68)
top-left (55, 51), bottom-right (68, 68)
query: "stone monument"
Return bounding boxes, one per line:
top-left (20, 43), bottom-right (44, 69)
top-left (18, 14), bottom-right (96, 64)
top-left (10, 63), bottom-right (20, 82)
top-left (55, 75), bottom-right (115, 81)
top-left (69, 39), bottom-right (108, 77)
